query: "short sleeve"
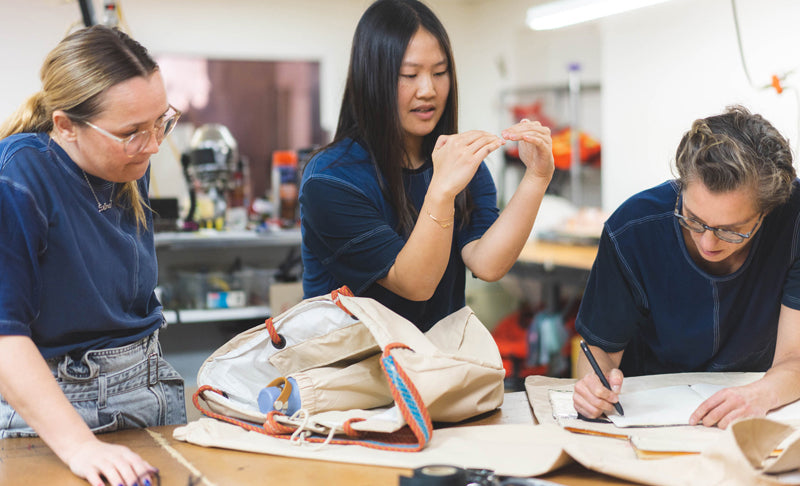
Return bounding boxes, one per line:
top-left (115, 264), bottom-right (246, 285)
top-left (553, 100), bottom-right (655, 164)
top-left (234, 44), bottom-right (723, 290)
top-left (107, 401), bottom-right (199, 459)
top-left (575, 228), bottom-right (648, 352)
top-left (781, 222), bottom-right (800, 310)
top-left (301, 176), bottom-right (405, 294)
top-left (0, 178), bottom-right (45, 336)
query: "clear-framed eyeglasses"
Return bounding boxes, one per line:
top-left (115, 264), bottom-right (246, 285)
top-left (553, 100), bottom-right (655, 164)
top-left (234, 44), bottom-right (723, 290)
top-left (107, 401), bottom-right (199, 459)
top-left (83, 104), bottom-right (182, 157)
top-left (673, 192), bottom-right (762, 244)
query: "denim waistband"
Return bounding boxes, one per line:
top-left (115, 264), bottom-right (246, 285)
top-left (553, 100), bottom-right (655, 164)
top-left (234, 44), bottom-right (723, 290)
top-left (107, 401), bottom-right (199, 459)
top-left (46, 331), bottom-right (163, 389)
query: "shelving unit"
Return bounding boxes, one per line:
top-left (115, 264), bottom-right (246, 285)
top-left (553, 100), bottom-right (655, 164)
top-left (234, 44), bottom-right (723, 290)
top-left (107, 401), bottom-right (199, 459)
top-left (156, 228), bottom-right (303, 387)
top-left (155, 228), bottom-right (302, 325)
top-left (498, 73), bottom-right (601, 208)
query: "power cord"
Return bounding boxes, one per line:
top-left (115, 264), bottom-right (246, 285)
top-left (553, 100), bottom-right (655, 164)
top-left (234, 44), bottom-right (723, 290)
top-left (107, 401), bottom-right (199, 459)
top-left (731, 0), bottom-right (800, 156)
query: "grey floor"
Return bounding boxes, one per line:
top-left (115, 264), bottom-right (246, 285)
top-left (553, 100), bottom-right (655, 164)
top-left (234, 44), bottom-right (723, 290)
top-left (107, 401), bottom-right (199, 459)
top-left (159, 320), bottom-right (259, 422)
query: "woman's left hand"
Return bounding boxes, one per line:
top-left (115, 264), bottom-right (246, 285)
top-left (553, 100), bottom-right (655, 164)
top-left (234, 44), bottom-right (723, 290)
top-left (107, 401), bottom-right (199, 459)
top-left (502, 119), bottom-right (554, 180)
top-left (689, 385), bottom-right (769, 429)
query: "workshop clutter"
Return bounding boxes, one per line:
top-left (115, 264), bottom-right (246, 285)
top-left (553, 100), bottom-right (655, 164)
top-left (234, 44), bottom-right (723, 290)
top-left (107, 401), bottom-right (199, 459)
top-left (162, 267), bottom-right (277, 310)
top-left (492, 301), bottom-right (579, 389)
top-left (503, 100), bottom-right (601, 170)
top-left (192, 287), bottom-right (505, 451)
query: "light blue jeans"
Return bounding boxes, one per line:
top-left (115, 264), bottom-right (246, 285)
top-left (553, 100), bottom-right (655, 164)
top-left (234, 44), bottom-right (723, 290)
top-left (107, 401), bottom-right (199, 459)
top-left (0, 331), bottom-right (186, 438)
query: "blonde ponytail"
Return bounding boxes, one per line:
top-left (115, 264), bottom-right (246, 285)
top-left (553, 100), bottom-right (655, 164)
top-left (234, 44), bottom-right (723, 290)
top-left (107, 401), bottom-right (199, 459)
top-left (0, 91), bottom-right (51, 139)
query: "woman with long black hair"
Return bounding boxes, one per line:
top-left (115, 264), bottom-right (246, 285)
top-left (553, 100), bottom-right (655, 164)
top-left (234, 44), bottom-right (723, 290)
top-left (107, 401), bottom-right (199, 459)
top-left (300, 0), bottom-right (554, 331)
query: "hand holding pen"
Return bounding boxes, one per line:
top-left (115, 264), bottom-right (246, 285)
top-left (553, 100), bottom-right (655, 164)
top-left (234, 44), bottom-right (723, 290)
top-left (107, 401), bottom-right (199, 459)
top-left (572, 340), bottom-right (625, 419)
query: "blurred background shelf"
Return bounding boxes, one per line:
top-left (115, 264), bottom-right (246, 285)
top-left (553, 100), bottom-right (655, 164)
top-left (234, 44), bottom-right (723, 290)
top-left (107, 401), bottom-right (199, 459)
top-left (161, 306), bottom-right (271, 325)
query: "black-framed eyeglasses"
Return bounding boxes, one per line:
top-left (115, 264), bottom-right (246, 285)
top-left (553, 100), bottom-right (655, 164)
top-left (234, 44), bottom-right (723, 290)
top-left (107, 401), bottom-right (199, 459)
top-left (673, 192), bottom-right (762, 244)
top-left (84, 104), bottom-right (182, 157)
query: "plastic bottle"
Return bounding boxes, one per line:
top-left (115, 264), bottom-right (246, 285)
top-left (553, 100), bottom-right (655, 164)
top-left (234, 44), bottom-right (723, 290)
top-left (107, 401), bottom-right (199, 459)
top-left (101, 1), bottom-right (118, 27)
top-left (271, 150), bottom-right (299, 228)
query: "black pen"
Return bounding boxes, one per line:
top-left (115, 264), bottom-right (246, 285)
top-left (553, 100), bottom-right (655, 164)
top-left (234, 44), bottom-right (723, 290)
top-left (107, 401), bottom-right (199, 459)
top-left (580, 340), bottom-right (624, 416)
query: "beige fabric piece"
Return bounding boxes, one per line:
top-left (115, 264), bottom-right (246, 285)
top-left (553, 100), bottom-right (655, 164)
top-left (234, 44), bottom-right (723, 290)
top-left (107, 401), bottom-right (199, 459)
top-left (178, 368), bottom-right (800, 485)
top-left (292, 354), bottom-right (391, 414)
top-left (174, 418), bottom-right (574, 477)
top-left (173, 414), bottom-right (800, 484)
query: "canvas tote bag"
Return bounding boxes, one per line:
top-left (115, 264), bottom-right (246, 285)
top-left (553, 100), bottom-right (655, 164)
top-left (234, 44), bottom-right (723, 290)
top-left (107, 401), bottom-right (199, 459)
top-left (192, 286), bottom-right (505, 451)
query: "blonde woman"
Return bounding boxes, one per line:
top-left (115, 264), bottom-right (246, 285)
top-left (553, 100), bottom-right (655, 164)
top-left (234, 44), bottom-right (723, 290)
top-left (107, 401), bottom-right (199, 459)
top-left (0, 26), bottom-right (185, 486)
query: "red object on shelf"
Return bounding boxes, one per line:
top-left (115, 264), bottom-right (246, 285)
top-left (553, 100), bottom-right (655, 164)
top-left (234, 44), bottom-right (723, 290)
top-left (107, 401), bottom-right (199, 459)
top-left (492, 307), bottom-right (547, 378)
top-left (505, 100), bottom-right (601, 170)
top-left (511, 100), bottom-right (557, 129)
top-left (551, 128), bottom-right (601, 170)
top-left (504, 127), bottom-right (601, 170)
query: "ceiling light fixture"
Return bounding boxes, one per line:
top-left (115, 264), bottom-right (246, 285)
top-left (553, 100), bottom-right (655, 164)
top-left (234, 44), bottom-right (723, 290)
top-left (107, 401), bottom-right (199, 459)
top-left (526, 0), bottom-right (674, 31)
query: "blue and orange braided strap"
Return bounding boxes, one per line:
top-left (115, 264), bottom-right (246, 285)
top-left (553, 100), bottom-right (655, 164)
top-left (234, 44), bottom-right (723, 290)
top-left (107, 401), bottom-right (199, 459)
top-left (379, 343), bottom-right (433, 447)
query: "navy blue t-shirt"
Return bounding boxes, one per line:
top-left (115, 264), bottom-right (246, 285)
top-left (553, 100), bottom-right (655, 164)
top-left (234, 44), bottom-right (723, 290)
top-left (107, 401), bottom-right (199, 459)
top-left (300, 138), bottom-right (499, 331)
top-left (576, 180), bottom-right (800, 376)
top-left (0, 133), bottom-right (162, 359)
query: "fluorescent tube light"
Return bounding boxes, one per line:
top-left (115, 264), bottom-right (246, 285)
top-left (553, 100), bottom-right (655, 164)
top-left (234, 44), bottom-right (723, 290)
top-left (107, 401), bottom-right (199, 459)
top-left (527, 0), bottom-right (673, 30)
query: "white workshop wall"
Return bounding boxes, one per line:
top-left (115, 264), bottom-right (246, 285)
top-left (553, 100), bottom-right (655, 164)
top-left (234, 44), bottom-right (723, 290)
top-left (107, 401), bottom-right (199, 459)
top-left (597, 0), bottom-right (800, 211)
top-left (4, 1), bottom-right (800, 214)
top-left (0, 0), bottom-right (365, 142)
top-left (0, 1), bottom-right (504, 147)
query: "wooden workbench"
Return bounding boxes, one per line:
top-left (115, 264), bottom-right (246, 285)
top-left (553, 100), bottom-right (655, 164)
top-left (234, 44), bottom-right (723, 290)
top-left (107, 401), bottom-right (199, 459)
top-left (0, 392), bottom-right (637, 486)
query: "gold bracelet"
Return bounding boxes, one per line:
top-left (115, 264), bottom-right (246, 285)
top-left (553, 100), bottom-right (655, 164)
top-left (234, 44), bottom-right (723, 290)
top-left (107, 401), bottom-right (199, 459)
top-left (427, 209), bottom-right (455, 229)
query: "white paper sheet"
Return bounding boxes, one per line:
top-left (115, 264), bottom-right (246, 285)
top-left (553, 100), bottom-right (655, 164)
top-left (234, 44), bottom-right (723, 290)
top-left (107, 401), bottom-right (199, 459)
top-left (607, 383), bottom-right (800, 427)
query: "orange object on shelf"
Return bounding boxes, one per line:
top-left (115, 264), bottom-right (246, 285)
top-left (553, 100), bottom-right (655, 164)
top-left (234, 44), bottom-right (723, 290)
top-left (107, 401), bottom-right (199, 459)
top-left (492, 307), bottom-right (547, 379)
top-left (511, 100), bottom-right (557, 129)
top-left (504, 127), bottom-right (601, 171)
top-left (551, 128), bottom-right (601, 170)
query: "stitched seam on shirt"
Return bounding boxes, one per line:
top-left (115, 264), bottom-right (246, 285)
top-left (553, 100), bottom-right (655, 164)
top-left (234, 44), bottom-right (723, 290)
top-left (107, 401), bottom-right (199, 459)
top-left (784, 294), bottom-right (800, 307)
top-left (711, 281), bottom-right (720, 355)
top-left (575, 322), bottom-right (627, 350)
top-left (792, 207), bottom-right (800, 261)
top-left (303, 173), bottom-right (370, 198)
top-left (0, 320), bottom-right (33, 335)
top-left (0, 177), bottom-right (49, 236)
top-left (606, 226), bottom-right (649, 310)
top-left (321, 225), bottom-right (395, 265)
top-left (609, 211), bottom-right (670, 238)
top-left (355, 259), bottom-right (396, 295)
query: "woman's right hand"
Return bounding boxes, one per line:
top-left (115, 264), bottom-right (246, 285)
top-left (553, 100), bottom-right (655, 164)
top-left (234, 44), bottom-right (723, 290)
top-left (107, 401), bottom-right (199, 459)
top-left (430, 130), bottom-right (505, 199)
top-left (68, 437), bottom-right (158, 486)
top-left (572, 368), bottom-right (624, 419)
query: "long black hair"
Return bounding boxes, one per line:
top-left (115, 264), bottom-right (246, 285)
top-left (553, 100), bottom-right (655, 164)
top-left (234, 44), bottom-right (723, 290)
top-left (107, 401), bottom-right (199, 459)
top-left (330, 0), bottom-right (464, 236)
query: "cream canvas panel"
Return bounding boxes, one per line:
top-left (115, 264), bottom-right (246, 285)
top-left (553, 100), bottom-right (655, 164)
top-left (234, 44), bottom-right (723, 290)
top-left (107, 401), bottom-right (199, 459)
top-left (174, 419), bottom-right (575, 478)
top-left (174, 415), bottom-right (800, 484)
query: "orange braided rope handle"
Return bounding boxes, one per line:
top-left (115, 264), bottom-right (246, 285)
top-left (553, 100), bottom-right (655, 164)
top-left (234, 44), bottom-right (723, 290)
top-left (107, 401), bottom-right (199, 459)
top-left (331, 285), bottom-right (355, 315)
top-left (263, 285), bottom-right (355, 348)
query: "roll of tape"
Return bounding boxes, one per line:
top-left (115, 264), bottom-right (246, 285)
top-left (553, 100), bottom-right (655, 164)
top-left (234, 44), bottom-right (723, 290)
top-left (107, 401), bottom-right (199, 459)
top-left (399, 465), bottom-right (467, 486)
